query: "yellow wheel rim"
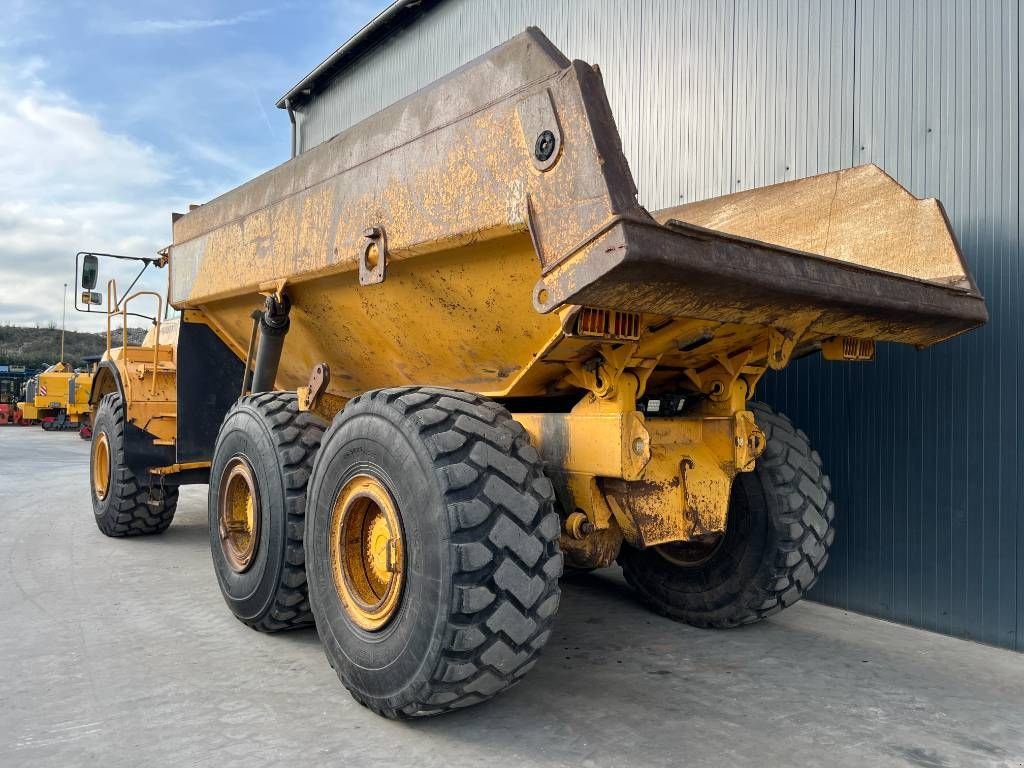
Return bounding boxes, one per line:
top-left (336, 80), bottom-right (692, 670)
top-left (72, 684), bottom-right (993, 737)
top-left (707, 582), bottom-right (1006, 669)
top-left (329, 475), bottom-right (405, 631)
top-left (92, 432), bottom-right (110, 501)
top-left (218, 456), bottom-right (260, 573)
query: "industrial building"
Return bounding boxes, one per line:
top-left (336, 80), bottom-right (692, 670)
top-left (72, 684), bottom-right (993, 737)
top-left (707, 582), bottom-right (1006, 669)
top-left (277, 0), bottom-right (1021, 650)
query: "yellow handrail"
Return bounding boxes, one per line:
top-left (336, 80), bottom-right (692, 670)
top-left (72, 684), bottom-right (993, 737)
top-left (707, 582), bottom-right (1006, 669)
top-left (121, 291), bottom-right (163, 395)
top-left (104, 281), bottom-right (166, 395)
top-left (105, 278), bottom-right (118, 357)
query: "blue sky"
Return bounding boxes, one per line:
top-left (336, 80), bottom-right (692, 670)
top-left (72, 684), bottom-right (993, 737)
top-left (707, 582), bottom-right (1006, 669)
top-left (0, 0), bottom-right (389, 329)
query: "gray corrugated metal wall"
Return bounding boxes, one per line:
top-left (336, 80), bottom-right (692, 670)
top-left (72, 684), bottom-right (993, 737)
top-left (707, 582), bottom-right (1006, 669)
top-left (760, 0), bottom-right (1021, 651)
top-left (294, 0), bottom-right (1021, 650)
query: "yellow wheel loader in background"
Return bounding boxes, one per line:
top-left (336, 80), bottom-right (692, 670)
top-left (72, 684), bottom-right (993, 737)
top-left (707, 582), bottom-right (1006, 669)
top-left (78, 30), bottom-right (986, 718)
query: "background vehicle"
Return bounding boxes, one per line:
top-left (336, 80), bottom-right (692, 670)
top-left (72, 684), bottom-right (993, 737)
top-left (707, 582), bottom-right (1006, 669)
top-left (78, 30), bottom-right (986, 718)
top-left (0, 365), bottom-right (34, 425)
top-left (16, 362), bottom-right (94, 431)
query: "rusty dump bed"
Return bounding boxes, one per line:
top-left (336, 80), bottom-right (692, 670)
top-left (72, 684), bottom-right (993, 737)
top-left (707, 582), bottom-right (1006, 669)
top-left (167, 28), bottom-right (986, 401)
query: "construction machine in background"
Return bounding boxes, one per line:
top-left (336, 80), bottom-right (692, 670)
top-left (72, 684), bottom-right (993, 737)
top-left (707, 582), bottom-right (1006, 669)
top-left (0, 365), bottom-right (31, 425)
top-left (14, 375), bottom-right (39, 425)
top-left (77, 29), bottom-right (987, 718)
top-left (17, 361), bottom-right (94, 432)
top-left (8, 279), bottom-right (100, 432)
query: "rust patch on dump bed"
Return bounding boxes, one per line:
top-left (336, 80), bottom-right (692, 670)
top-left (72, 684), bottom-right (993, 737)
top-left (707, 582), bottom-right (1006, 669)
top-left (655, 165), bottom-right (974, 288)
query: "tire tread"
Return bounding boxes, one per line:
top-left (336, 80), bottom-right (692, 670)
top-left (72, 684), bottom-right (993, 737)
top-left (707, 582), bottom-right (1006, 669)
top-left (621, 400), bottom-right (834, 628)
top-left (93, 393), bottom-right (178, 537)
top-left (213, 392), bottom-right (325, 632)
top-left (327, 386), bottom-right (561, 718)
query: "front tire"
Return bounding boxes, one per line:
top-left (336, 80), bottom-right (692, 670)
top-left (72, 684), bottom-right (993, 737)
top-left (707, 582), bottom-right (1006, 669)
top-left (90, 392), bottom-right (178, 537)
top-left (619, 401), bottom-right (834, 627)
top-left (208, 392), bottom-right (325, 632)
top-left (307, 387), bottom-right (562, 718)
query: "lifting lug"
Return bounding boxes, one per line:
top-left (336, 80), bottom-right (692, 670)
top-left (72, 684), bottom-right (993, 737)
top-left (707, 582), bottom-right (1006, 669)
top-left (360, 226), bottom-right (388, 285)
top-left (302, 362), bottom-right (331, 411)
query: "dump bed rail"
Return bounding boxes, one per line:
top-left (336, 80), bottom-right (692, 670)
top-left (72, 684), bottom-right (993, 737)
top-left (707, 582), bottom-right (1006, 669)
top-left (533, 210), bottom-right (987, 349)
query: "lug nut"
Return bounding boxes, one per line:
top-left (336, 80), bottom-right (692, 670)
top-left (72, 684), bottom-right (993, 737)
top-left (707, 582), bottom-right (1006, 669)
top-left (565, 511), bottom-right (594, 540)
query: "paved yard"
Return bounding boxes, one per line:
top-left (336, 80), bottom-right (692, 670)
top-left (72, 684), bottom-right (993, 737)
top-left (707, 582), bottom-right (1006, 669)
top-left (1, 427), bottom-right (1022, 768)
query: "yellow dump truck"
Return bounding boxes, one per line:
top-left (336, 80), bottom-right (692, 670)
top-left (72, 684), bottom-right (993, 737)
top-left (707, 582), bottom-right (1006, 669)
top-left (18, 362), bottom-right (93, 430)
top-left (79, 30), bottom-right (986, 718)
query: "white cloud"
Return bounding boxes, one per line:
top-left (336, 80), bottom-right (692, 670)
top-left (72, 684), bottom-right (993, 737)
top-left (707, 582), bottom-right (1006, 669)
top-left (0, 0), bottom-right (387, 332)
top-left (102, 9), bottom-right (272, 35)
top-left (181, 138), bottom-right (261, 180)
top-left (0, 60), bottom-right (183, 330)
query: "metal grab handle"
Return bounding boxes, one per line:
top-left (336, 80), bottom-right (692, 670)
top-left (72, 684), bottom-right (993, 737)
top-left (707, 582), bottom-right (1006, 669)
top-left (120, 291), bottom-right (163, 395)
top-left (105, 279), bottom-right (119, 358)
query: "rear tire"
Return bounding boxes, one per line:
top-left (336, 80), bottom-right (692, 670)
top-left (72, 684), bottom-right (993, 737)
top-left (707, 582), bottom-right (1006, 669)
top-left (90, 392), bottom-right (178, 537)
top-left (208, 392), bottom-right (326, 632)
top-left (619, 401), bottom-right (834, 627)
top-left (306, 387), bottom-right (562, 718)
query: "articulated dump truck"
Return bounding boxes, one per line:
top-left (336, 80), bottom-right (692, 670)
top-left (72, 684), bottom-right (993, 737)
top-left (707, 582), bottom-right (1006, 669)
top-left (82, 30), bottom-right (986, 718)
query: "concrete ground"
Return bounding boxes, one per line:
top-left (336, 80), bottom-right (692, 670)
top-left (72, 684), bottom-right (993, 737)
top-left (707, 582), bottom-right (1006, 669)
top-left (1, 428), bottom-right (1022, 768)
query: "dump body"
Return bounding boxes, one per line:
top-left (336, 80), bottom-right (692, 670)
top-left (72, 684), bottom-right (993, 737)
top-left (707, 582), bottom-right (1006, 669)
top-left (166, 31), bottom-right (984, 409)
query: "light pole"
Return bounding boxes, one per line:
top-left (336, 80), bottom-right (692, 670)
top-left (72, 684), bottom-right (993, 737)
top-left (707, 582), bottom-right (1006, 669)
top-left (61, 282), bottom-right (67, 365)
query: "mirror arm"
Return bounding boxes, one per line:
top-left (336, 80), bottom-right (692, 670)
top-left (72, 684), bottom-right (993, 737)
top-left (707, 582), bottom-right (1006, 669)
top-left (72, 251), bottom-right (161, 319)
top-left (116, 262), bottom-right (150, 311)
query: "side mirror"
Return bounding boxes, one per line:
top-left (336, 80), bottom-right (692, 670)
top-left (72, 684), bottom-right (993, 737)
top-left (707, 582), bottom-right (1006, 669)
top-left (81, 254), bottom-right (99, 290)
top-left (81, 290), bottom-right (102, 306)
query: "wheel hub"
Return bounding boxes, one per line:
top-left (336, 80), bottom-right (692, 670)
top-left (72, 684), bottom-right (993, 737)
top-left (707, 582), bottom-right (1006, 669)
top-left (329, 475), bottom-right (404, 631)
top-left (92, 432), bottom-right (111, 501)
top-left (654, 533), bottom-right (726, 568)
top-left (218, 456), bottom-right (260, 573)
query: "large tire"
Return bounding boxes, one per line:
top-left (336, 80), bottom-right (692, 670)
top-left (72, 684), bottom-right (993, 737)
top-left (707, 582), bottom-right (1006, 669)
top-left (306, 387), bottom-right (562, 718)
top-left (619, 401), bottom-right (834, 627)
top-left (208, 392), bottom-right (325, 632)
top-left (90, 392), bottom-right (178, 536)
